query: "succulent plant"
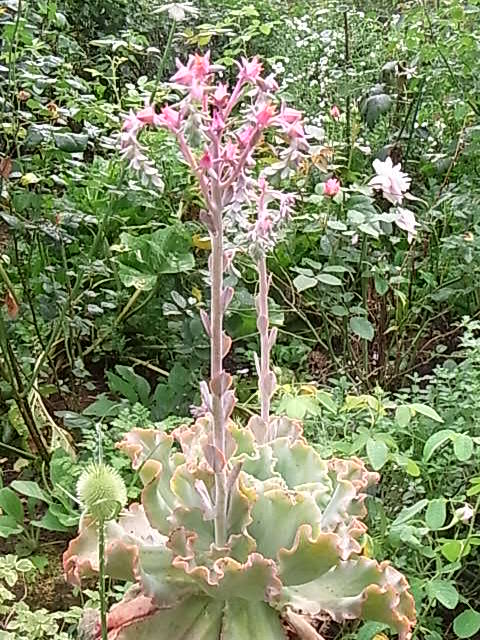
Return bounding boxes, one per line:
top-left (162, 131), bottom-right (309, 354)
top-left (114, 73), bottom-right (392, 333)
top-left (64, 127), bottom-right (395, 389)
top-left (64, 415), bottom-right (415, 639)
top-left (65, 51), bottom-right (416, 640)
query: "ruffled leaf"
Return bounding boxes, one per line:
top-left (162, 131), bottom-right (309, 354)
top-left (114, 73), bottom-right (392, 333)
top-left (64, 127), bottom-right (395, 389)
top-left (277, 557), bottom-right (415, 640)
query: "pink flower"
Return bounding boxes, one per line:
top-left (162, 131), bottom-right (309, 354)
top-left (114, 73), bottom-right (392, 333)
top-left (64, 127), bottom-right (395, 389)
top-left (157, 105), bottom-right (181, 132)
top-left (192, 52), bottom-right (212, 80)
top-left (122, 111), bottom-right (141, 132)
top-left (279, 106), bottom-right (303, 124)
top-left (237, 126), bottom-right (255, 147)
top-left (455, 504), bottom-right (474, 524)
top-left (330, 105), bottom-right (341, 120)
top-left (324, 178), bottom-right (341, 197)
top-left (369, 157), bottom-right (411, 205)
top-left (286, 121), bottom-right (305, 139)
top-left (255, 103), bottom-right (276, 127)
top-left (199, 149), bottom-right (213, 170)
top-left (395, 207), bottom-right (418, 243)
top-left (136, 105), bottom-right (157, 125)
top-left (170, 52), bottom-right (219, 101)
top-left (213, 83), bottom-right (229, 107)
top-left (257, 73), bottom-right (279, 93)
top-left (237, 56), bottom-right (263, 84)
top-left (171, 52), bottom-right (213, 84)
top-left (171, 59), bottom-right (193, 85)
top-left (222, 141), bottom-right (238, 163)
top-left (211, 110), bottom-right (226, 133)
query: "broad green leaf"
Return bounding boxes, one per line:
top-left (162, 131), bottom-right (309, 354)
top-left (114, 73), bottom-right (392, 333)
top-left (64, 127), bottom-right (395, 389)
top-left (423, 429), bottom-right (455, 462)
top-left (223, 600), bottom-right (285, 640)
top-left (453, 610), bottom-right (480, 638)
top-left (355, 622), bottom-right (389, 640)
top-left (53, 132), bottom-right (88, 152)
top-left (249, 491), bottom-right (322, 560)
top-left (395, 405), bottom-right (411, 427)
top-left (278, 525), bottom-right (339, 585)
top-left (392, 499), bottom-right (428, 526)
top-left (33, 510), bottom-right (71, 533)
top-left (293, 274), bottom-right (317, 292)
top-left (114, 365), bottom-right (151, 406)
top-left (10, 480), bottom-right (49, 503)
top-left (366, 438), bottom-right (389, 470)
top-left (374, 275), bottom-right (388, 296)
top-left (108, 596), bottom-right (223, 639)
top-left (316, 391), bottom-right (337, 414)
top-left (0, 487), bottom-right (24, 524)
top-left (0, 515), bottom-right (24, 537)
top-left (406, 459), bottom-right (420, 477)
top-left (441, 540), bottom-right (463, 563)
top-left (279, 557), bottom-right (415, 638)
top-left (118, 265), bottom-right (157, 291)
top-left (349, 316), bottom-right (374, 341)
top-left (107, 371), bottom-right (140, 404)
top-left (425, 499), bottom-right (447, 530)
top-left (410, 403), bottom-right (443, 423)
top-left (83, 395), bottom-right (120, 417)
top-left (426, 579), bottom-right (459, 609)
top-left (331, 305), bottom-right (348, 317)
top-left (453, 434), bottom-right (474, 462)
top-left (316, 273), bottom-right (342, 286)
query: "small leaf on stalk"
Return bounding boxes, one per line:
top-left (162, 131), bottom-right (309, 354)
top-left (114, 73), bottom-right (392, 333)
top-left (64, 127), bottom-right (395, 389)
top-left (423, 429), bottom-right (454, 461)
top-left (453, 610), bottom-right (480, 638)
top-left (395, 405), bottom-right (411, 427)
top-left (425, 499), bottom-right (447, 530)
top-left (453, 434), bottom-right (473, 461)
top-left (350, 316), bottom-right (374, 341)
top-left (441, 540), bottom-right (463, 563)
top-left (410, 403), bottom-right (443, 423)
top-left (366, 438), bottom-right (388, 470)
top-left (426, 579), bottom-right (459, 609)
top-left (293, 274), bottom-right (317, 292)
top-left (316, 273), bottom-right (342, 286)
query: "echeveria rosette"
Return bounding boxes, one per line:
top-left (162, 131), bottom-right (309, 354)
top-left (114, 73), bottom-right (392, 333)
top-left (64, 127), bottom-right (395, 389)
top-left (64, 419), bottom-right (416, 640)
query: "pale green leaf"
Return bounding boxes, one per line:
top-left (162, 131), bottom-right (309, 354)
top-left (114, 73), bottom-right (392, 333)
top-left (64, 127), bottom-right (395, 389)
top-left (453, 610), bottom-right (480, 638)
top-left (366, 438), bottom-right (389, 470)
top-left (426, 579), bottom-right (459, 609)
top-left (349, 317), bottom-right (374, 341)
top-left (425, 499), bottom-right (447, 531)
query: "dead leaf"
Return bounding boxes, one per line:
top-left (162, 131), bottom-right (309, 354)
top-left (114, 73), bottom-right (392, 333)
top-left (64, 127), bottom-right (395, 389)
top-left (5, 290), bottom-right (19, 319)
top-left (0, 157), bottom-right (12, 179)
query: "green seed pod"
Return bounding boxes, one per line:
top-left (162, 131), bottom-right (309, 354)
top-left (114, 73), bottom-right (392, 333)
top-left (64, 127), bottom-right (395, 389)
top-left (77, 463), bottom-right (127, 521)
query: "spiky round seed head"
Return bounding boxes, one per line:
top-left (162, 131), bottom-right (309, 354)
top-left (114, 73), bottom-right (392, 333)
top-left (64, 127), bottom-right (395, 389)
top-left (77, 463), bottom-right (127, 521)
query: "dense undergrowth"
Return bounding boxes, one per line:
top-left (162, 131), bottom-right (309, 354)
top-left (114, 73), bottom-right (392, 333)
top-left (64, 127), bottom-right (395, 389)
top-left (0, 0), bottom-right (480, 639)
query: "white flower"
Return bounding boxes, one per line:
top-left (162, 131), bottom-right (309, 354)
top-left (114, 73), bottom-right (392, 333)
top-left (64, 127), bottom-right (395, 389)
top-left (455, 504), bottom-right (474, 524)
top-left (395, 207), bottom-right (418, 244)
top-left (153, 2), bottom-right (199, 21)
top-left (369, 157), bottom-right (411, 205)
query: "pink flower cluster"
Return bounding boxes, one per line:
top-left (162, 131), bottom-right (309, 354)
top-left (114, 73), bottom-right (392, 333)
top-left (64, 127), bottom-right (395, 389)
top-left (119, 51), bottom-right (309, 251)
top-left (119, 106), bottom-right (164, 189)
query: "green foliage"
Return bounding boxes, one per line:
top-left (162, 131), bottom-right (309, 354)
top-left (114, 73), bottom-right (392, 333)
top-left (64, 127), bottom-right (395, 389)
top-left (0, 0), bottom-right (479, 638)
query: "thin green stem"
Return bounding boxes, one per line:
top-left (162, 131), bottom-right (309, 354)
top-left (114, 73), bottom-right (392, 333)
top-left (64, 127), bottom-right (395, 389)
top-left (98, 519), bottom-right (108, 640)
top-left (149, 19), bottom-right (177, 105)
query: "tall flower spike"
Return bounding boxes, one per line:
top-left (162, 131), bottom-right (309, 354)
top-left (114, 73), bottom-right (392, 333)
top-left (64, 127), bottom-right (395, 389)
top-left (85, 54), bottom-right (416, 640)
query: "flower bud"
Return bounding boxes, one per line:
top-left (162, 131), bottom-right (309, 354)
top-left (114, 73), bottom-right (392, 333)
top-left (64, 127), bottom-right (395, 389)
top-left (77, 463), bottom-right (127, 521)
top-left (455, 504), bottom-right (474, 524)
